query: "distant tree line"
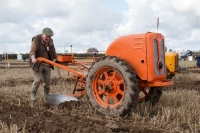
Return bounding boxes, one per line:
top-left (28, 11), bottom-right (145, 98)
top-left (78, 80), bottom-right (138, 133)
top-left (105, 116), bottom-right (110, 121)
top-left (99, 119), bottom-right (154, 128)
top-left (0, 53), bottom-right (105, 60)
top-left (0, 53), bottom-right (29, 60)
top-left (0, 47), bottom-right (103, 60)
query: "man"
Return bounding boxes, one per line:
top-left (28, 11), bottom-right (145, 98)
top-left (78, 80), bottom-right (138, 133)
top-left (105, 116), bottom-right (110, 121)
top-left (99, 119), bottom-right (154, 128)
top-left (29, 27), bottom-right (57, 100)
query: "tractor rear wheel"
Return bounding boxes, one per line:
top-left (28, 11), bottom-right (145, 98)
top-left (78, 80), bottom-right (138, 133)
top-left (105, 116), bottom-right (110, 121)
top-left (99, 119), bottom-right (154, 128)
top-left (86, 56), bottom-right (139, 116)
top-left (138, 87), bottom-right (163, 105)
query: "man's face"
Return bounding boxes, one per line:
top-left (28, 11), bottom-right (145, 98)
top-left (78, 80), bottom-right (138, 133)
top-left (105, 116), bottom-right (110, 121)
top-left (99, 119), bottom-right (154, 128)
top-left (42, 34), bottom-right (51, 43)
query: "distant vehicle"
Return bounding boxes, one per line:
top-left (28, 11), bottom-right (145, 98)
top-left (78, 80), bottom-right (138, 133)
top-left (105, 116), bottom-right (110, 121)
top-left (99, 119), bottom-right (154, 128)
top-left (179, 50), bottom-right (193, 60)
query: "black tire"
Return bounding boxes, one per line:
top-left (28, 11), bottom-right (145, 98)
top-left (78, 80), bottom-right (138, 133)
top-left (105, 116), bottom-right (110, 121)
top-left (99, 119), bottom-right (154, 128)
top-left (145, 87), bottom-right (163, 105)
top-left (167, 74), bottom-right (175, 79)
top-left (86, 56), bottom-right (139, 116)
top-left (166, 68), bottom-right (175, 79)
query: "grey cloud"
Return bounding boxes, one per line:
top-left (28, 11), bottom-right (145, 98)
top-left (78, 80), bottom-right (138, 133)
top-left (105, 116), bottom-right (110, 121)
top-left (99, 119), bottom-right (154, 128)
top-left (122, 0), bottom-right (200, 51)
top-left (0, 0), bottom-right (123, 53)
top-left (1, 0), bottom-right (199, 54)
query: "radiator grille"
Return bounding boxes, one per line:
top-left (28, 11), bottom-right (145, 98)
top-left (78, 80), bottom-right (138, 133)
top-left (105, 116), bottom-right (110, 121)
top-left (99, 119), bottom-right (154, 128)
top-left (160, 40), bottom-right (165, 75)
top-left (153, 38), bottom-right (166, 76)
top-left (154, 39), bottom-right (159, 76)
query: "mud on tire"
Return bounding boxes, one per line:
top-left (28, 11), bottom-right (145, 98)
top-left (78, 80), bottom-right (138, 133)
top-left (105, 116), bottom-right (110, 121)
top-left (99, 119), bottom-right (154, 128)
top-left (86, 56), bottom-right (139, 116)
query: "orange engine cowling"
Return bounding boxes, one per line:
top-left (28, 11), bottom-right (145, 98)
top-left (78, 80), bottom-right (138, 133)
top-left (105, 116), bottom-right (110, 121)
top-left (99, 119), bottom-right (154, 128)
top-left (105, 32), bottom-right (166, 82)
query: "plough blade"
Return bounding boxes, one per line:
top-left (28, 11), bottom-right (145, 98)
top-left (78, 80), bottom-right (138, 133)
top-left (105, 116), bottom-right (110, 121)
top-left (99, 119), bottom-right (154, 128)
top-left (46, 94), bottom-right (78, 106)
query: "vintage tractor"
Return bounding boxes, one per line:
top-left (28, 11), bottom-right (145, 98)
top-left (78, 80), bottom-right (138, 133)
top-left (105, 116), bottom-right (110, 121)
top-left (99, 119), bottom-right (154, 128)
top-left (36, 32), bottom-right (173, 116)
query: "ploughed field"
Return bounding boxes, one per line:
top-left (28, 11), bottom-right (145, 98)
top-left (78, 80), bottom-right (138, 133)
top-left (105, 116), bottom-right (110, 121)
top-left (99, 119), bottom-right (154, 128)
top-left (0, 60), bottom-right (200, 133)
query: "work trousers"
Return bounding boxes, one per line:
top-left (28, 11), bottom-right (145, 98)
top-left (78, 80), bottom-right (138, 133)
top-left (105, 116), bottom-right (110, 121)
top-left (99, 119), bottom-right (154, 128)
top-left (32, 64), bottom-right (51, 92)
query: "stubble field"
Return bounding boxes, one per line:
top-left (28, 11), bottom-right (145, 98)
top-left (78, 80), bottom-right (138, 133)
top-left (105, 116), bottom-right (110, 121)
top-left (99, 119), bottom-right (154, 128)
top-left (0, 59), bottom-right (200, 133)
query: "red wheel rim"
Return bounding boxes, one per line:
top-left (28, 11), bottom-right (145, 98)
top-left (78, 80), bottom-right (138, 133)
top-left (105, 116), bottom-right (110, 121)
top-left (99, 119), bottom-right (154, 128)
top-left (92, 67), bottom-right (125, 108)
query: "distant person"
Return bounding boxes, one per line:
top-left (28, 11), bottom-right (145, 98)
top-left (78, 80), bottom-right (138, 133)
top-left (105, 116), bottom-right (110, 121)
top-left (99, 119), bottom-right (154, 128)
top-left (3, 53), bottom-right (8, 60)
top-left (1, 53), bottom-right (4, 60)
top-left (22, 54), bottom-right (26, 61)
top-left (193, 53), bottom-right (197, 61)
top-left (28, 27), bottom-right (57, 101)
top-left (93, 52), bottom-right (96, 57)
top-left (5, 53), bottom-right (7, 60)
top-left (93, 52), bottom-right (96, 61)
top-left (2, 53), bottom-right (5, 60)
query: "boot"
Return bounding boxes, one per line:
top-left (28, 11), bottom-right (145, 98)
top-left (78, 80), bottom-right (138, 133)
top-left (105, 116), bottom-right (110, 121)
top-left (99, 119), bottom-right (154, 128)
top-left (44, 87), bottom-right (49, 96)
top-left (31, 91), bottom-right (36, 101)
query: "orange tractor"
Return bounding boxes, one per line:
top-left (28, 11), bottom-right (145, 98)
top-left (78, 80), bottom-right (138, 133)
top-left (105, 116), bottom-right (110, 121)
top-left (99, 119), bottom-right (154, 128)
top-left (37, 32), bottom-right (173, 116)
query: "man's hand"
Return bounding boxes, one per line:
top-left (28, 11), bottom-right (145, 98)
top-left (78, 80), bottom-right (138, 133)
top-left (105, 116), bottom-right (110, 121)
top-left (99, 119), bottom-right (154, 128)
top-left (32, 59), bottom-right (37, 64)
top-left (31, 55), bottom-right (37, 64)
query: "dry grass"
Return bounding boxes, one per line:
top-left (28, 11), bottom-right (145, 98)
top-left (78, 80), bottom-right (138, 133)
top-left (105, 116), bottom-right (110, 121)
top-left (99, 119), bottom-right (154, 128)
top-left (0, 60), bottom-right (200, 132)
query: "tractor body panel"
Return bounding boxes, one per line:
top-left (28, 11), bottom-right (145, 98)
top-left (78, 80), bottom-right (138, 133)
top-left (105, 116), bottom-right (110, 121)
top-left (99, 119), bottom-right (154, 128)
top-left (106, 32), bottom-right (167, 82)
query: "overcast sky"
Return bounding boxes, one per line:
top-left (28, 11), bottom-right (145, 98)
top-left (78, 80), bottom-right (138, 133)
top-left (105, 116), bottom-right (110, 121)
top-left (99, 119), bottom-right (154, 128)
top-left (0, 0), bottom-right (200, 54)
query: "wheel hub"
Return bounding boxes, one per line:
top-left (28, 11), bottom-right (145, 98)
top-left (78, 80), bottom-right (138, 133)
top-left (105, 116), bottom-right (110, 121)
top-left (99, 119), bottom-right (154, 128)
top-left (105, 80), bottom-right (116, 94)
top-left (104, 85), bottom-right (111, 93)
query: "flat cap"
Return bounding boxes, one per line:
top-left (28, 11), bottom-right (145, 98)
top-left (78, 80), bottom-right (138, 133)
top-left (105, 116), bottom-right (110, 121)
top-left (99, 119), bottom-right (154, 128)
top-left (42, 27), bottom-right (54, 36)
